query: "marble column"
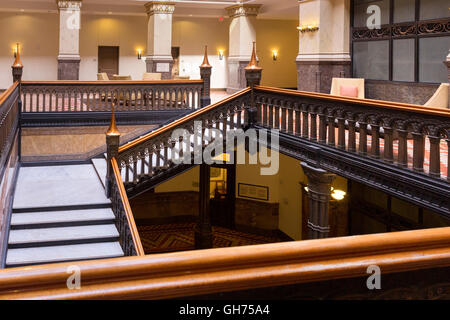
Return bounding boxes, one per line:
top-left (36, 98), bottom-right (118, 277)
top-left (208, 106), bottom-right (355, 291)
top-left (296, 0), bottom-right (351, 93)
top-left (57, 0), bottom-right (82, 80)
top-left (226, 4), bottom-right (262, 94)
top-left (301, 162), bottom-right (336, 239)
top-left (144, 1), bottom-right (175, 80)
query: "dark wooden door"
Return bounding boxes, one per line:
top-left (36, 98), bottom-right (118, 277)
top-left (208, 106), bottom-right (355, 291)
top-left (98, 46), bottom-right (119, 79)
top-left (210, 164), bottom-right (236, 229)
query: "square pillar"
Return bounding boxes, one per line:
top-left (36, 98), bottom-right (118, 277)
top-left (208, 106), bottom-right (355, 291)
top-left (145, 2), bottom-right (175, 80)
top-left (296, 0), bottom-right (351, 93)
top-left (57, 0), bottom-right (82, 80)
top-left (226, 4), bottom-right (261, 94)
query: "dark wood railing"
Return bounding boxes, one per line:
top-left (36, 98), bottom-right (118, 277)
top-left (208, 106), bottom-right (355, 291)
top-left (0, 82), bottom-right (20, 174)
top-left (254, 86), bottom-right (450, 182)
top-left (110, 157), bottom-right (144, 256)
top-left (116, 88), bottom-right (251, 188)
top-left (21, 80), bottom-right (205, 112)
top-left (0, 226), bottom-right (449, 299)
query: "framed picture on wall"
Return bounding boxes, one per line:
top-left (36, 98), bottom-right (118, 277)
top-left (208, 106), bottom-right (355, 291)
top-left (238, 183), bottom-right (269, 201)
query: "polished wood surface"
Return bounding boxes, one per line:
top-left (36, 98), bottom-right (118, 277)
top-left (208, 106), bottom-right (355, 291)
top-left (255, 86), bottom-right (450, 117)
top-left (0, 227), bottom-right (449, 299)
top-left (111, 157), bottom-right (145, 256)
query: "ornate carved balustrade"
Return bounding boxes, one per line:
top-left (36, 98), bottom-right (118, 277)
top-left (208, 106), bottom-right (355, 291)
top-left (110, 157), bottom-right (144, 256)
top-left (0, 82), bottom-right (20, 174)
top-left (115, 88), bottom-right (251, 195)
top-left (21, 80), bottom-right (204, 113)
top-left (253, 86), bottom-right (450, 215)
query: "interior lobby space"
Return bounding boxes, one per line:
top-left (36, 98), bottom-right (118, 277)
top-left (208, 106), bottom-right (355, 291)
top-left (0, 0), bottom-right (449, 302)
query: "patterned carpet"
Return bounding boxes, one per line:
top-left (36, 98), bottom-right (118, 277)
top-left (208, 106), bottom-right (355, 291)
top-left (137, 223), bottom-right (283, 254)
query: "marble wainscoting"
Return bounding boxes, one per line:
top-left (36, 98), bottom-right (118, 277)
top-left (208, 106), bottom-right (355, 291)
top-left (365, 81), bottom-right (440, 105)
top-left (21, 125), bottom-right (156, 162)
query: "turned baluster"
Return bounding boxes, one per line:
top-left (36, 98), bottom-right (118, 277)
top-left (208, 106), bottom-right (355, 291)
top-left (358, 122), bottom-right (368, 155)
top-left (268, 102), bottom-right (274, 128)
top-left (447, 139), bottom-right (450, 182)
top-left (397, 129), bottom-right (408, 168)
top-left (337, 118), bottom-right (345, 149)
top-left (318, 113), bottom-right (327, 144)
top-left (429, 135), bottom-right (441, 178)
top-left (302, 108), bottom-right (309, 138)
top-left (295, 106), bottom-right (301, 136)
top-left (327, 116), bottom-right (335, 147)
top-left (383, 127), bottom-right (394, 163)
top-left (281, 102), bottom-right (287, 132)
top-left (288, 105), bottom-right (294, 134)
top-left (371, 123), bottom-right (381, 159)
top-left (133, 155), bottom-right (138, 184)
top-left (310, 112), bottom-right (317, 141)
top-left (412, 132), bottom-right (425, 172)
top-left (348, 120), bottom-right (356, 152)
top-left (274, 103), bottom-right (280, 129)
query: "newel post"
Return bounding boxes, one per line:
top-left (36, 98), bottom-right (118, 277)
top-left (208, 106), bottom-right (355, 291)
top-left (199, 45), bottom-right (212, 108)
top-left (12, 43), bottom-right (23, 83)
top-left (105, 101), bottom-right (121, 198)
top-left (245, 42), bottom-right (262, 128)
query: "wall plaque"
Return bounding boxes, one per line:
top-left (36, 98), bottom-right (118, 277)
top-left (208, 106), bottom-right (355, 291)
top-left (238, 183), bottom-right (269, 201)
top-left (156, 63), bottom-right (170, 73)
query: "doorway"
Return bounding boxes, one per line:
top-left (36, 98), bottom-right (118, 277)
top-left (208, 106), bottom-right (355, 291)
top-left (209, 164), bottom-right (236, 229)
top-left (98, 46), bottom-right (119, 79)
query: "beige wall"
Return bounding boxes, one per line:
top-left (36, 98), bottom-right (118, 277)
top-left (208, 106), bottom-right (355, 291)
top-left (0, 11), bottom-right (298, 90)
top-left (0, 12), bottom-right (58, 89)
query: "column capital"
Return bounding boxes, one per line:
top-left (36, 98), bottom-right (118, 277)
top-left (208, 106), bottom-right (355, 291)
top-left (226, 4), bottom-right (261, 18)
top-left (144, 2), bottom-right (175, 15)
top-left (56, 0), bottom-right (82, 10)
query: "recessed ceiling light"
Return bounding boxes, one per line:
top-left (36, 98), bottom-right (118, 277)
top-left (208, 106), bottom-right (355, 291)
top-left (108, 11), bottom-right (112, 15)
top-left (20, 9), bottom-right (24, 12)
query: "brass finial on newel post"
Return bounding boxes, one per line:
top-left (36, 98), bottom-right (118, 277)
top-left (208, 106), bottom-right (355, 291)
top-left (12, 43), bottom-right (23, 83)
top-left (199, 45), bottom-right (212, 108)
top-left (105, 99), bottom-right (121, 198)
top-left (245, 42), bottom-right (263, 128)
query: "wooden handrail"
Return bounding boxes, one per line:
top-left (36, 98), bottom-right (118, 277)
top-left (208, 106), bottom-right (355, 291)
top-left (111, 157), bottom-right (145, 256)
top-left (0, 82), bottom-right (19, 107)
top-left (118, 87), bottom-right (252, 153)
top-left (255, 85), bottom-right (450, 117)
top-left (21, 80), bottom-right (204, 85)
top-left (0, 227), bottom-right (449, 299)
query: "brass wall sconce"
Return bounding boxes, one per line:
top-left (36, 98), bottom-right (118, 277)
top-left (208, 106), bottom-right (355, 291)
top-left (218, 49), bottom-right (224, 60)
top-left (297, 24), bottom-right (319, 33)
top-left (137, 49), bottom-right (142, 60)
top-left (272, 50), bottom-right (278, 61)
top-left (14, 43), bottom-right (20, 58)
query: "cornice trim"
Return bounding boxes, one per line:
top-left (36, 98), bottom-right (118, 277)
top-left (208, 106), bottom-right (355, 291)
top-left (56, 0), bottom-right (82, 10)
top-left (144, 1), bottom-right (175, 15)
top-left (226, 4), bottom-right (262, 18)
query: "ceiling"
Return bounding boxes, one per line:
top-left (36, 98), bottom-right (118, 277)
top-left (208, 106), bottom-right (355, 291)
top-left (0, 0), bottom-right (299, 20)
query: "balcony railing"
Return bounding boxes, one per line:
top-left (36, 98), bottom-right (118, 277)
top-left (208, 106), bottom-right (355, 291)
top-left (21, 80), bottom-right (205, 113)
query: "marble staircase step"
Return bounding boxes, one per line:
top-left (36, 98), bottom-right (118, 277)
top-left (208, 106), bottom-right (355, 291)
top-left (8, 224), bottom-right (119, 248)
top-left (10, 208), bottom-right (115, 229)
top-left (91, 158), bottom-right (107, 189)
top-left (6, 242), bottom-right (124, 267)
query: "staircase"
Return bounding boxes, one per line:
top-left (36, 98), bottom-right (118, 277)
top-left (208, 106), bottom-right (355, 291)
top-left (5, 164), bottom-right (124, 268)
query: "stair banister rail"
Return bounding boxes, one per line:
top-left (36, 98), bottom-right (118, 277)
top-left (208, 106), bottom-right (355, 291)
top-left (110, 157), bottom-right (145, 256)
top-left (116, 87), bottom-right (252, 189)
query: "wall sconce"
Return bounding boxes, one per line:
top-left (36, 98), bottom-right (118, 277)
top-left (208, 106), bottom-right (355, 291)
top-left (304, 186), bottom-right (347, 201)
top-left (272, 50), bottom-right (278, 61)
top-left (297, 24), bottom-right (319, 33)
top-left (14, 43), bottom-right (20, 58)
top-left (137, 49), bottom-right (142, 60)
top-left (218, 49), bottom-right (224, 60)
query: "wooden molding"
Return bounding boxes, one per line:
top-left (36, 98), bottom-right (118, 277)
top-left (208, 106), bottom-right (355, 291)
top-left (0, 227), bottom-right (450, 299)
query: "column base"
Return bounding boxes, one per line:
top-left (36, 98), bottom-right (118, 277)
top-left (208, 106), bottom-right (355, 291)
top-left (227, 59), bottom-right (250, 94)
top-left (194, 228), bottom-right (213, 249)
top-left (58, 58), bottom-right (80, 80)
top-left (296, 60), bottom-right (351, 94)
top-left (146, 56), bottom-right (173, 80)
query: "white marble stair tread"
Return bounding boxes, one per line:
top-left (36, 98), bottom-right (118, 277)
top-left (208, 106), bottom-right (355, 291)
top-left (13, 165), bottom-right (110, 210)
top-left (8, 224), bottom-right (119, 245)
top-left (6, 242), bottom-right (124, 266)
top-left (91, 158), bottom-right (107, 188)
top-left (11, 208), bottom-right (115, 226)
